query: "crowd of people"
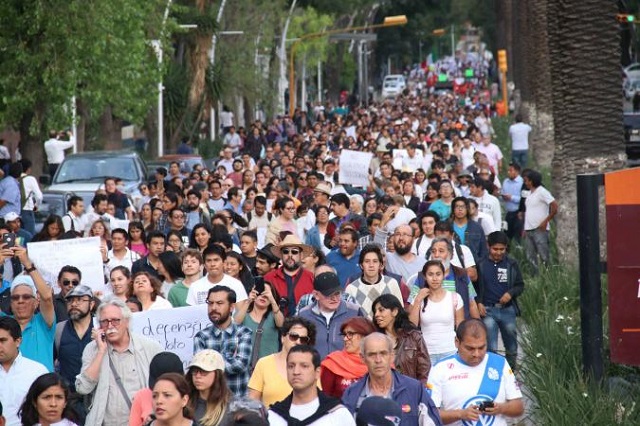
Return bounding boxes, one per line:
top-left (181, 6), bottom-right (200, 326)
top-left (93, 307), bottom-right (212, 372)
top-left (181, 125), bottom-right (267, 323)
top-left (0, 59), bottom-right (563, 425)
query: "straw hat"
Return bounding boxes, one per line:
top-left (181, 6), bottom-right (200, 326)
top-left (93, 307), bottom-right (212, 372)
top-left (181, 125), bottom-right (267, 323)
top-left (271, 234), bottom-right (314, 258)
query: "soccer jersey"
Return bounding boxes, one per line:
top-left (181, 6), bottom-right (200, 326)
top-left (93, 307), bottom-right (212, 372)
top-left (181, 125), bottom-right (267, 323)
top-left (428, 353), bottom-right (522, 426)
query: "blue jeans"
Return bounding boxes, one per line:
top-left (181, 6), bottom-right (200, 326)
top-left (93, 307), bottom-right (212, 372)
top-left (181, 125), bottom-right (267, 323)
top-left (483, 305), bottom-right (518, 371)
top-left (21, 209), bottom-right (35, 235)
top-left (512, 149), bottom-right (528, 167)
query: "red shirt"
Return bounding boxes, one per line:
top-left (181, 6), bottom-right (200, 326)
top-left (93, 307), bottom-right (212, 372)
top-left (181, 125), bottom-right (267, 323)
top-left (264, 267), bottom-right (314, 316)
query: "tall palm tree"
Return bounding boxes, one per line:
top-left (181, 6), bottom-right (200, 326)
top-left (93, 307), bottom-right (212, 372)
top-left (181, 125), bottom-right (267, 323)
top-left (548, 0), bottom-right (626, 262)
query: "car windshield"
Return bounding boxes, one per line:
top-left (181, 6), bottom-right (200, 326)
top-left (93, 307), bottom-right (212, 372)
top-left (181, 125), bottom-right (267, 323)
top-left (54, 157), bottom-right (140, 184)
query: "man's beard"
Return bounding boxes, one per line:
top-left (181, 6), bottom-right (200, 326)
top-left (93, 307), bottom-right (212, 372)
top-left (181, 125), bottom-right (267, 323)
top-left (68, 309), bottom-right (90, 321)
top-left (395, 243), bottom-right (412, 256)
top-left (212, 311), bottom-right (231, 326)
top-left (283, 260), bottom-right (301, 272)
top-left (188, 204), bottom-right (198, 211)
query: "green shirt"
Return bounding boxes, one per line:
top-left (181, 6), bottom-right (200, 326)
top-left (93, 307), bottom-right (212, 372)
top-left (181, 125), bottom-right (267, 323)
top-left (167, 280), bottom-right (189, 307)
top-left (243, 312), bottom-right (280, 359)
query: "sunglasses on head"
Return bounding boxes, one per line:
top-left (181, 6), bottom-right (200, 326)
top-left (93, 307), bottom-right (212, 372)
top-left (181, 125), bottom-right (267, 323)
top-left (281, 248), bottom-right (300, 255)
top-left (62, 279), bottom-right (80, 287)
top-left (286, 332), bottom-right (310, 344)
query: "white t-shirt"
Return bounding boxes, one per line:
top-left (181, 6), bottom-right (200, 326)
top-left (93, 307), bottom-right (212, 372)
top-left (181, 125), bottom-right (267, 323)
top-left (451, 244), bottom-right (476, 269)
top-left (186, 274), bottom-right (248, 305)
top-left (460, 146), bottom-right (476, 169)
top-left (471, 192), bottom-right (502, 230)
top-left (148, 295), bottom-right (173, 310)
top-left (268, 399), bottom-right (356, 426)
top-left (475, 143), bottom-right (503, 173)
top-left (428, 354), bottom-right (522, 426)
top-left (420, 291), bottom-right (464, 355)
top-left (524, 186), bottom-right (555, 231)
top-left (509, 122), bottom-right (532, 151)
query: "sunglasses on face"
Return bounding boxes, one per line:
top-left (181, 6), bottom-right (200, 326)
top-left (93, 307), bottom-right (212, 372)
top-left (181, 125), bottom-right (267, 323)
top-left (11, 294), bottom-right (35, 301)
top-left (281, 248), bottom-right (300, 256)
top-left (286, 332), bottom-right (310, 344)
top-left (61, 279), bottom-right (80, 287)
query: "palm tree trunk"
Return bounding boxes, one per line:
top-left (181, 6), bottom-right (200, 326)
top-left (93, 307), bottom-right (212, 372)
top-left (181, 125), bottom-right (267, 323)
top-left (549, 0), bottom-right (626, 263)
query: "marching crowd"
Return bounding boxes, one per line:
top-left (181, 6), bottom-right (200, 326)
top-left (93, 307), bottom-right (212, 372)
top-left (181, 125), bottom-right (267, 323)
top-left (0, 61), bottom-right (560, 426)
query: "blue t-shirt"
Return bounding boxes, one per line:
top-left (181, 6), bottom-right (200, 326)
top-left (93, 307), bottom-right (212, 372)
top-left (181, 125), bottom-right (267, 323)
top-left (19, 312), bottom-right (56, 371)
top-left (453, 223), bottom-right (468, 245)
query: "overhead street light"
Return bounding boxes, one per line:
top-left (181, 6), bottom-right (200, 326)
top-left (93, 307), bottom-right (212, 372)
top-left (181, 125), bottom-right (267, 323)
top-left (288, 15), bottom-right (408, 116)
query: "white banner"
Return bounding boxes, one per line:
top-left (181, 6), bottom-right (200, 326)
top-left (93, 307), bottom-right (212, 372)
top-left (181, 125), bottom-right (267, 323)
top-left (338, 149), bottom-right (373, 187)
top-left (27, 237), bottom-right (106, 294)
top-left (130, 305), bottom-right (211, 369)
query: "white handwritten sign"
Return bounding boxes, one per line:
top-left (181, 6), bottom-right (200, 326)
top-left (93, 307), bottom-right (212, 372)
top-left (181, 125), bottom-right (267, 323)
top-left (27, 237), bottom-right (106, 294)
top-left (338, 149), bottom-right (373, 187)
top-left (130, 305), bottom-right (211, 368)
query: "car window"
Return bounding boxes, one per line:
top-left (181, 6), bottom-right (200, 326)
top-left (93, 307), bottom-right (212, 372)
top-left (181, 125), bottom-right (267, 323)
top-left (36, 195), bottom-right (65, 223)
top-left (55, 157), bottom-right (140, 183)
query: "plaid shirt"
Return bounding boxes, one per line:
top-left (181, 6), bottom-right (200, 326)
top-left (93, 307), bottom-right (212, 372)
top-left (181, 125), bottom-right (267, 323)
top-left (193, 322), bottom-right (253, 397)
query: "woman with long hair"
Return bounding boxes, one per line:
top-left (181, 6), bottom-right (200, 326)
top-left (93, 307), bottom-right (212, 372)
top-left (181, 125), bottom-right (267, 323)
top-left (248, 317), bottom-right (316, 407)
top-left (223, 251), bottom-right (254, 294)
top-left (301, 246), bottom-right (326, 272)
top-left (109, 266), bottom-right (132, 301)
top-left (189, 223), bottom-right (212, 253)
top-left (186, 350), bottom-right (233, 426)
top-left (320, 317), bottom-right (376, 398)
top-left (130, 271), bottom-right (172, 310)
top-left (409, 260), bottom-right (464, 365)
top-left (265, 197), bottom-right (297, 245)
top-left (151, 372), bottom-right (195, 426)
top-left (128, 221), bottom-right (148, 256)
top-left (31, 215), bottom-right (64, 242)
top-left (88, 218), bottom-right (112, 250)
top-left (372, 294), bottom-right (431, 384)
top-left (19, 372), bottom-right (79, 426)
top-left (139, 203), bottom-right (153, 230)
top-left (304, 205), bottom-right (330, 255)
top-left (157, 251), bottom-right (185, 297)
top-left (166, 230), bottom-right (186, 257)
top-left (417, 181), bottom-right (440, 215)
top-left (428, 179), bottom-right (455, 221)
top-left (234, 281), bottom-right (284, 362)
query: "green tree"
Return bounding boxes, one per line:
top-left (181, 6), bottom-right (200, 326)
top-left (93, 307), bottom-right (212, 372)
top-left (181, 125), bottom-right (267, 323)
top-left (0, 0), bottom-right (167, 174)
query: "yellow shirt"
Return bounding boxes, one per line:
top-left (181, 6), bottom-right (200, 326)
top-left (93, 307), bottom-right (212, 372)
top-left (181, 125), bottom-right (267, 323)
top-left (248, 354), bottom-right (291, 408)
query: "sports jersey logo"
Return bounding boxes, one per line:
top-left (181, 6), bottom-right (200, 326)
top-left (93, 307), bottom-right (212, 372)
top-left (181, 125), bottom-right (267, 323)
top-left (461, 395), bottom-right (496, 426)
top-left (487, 367), bottom-right (499, 381)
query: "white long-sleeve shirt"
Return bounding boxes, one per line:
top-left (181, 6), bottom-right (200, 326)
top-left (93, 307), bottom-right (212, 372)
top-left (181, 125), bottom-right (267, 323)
top-left (19, 173), bottom-right (43, 211)
top-left (471, 191), bottom-right (502, 230)
top-left (44, 137), bottom-right (75, 164)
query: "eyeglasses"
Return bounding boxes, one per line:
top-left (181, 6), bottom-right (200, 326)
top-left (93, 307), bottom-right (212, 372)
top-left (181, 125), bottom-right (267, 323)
top-left (281, 248), bottom-right (300, 256)
top-left (341, 331), bottom-right (360, 340)
top-left (286, 332), bottom-right (310, 344)
top-left (393, 233), bottom-right (413, 238)
top-left (66, 298), bottom-right (92, 305)
top-left (286, 207), bottom-right (296, 211)
top-left (172, 215), bottom-right (185, 219)
top-left (11, 294), bottom-right (35, 301)
top-left (298, 176), bottom-right (306, 180)
top-left (98, 318), bottom-right (122, 327)
top-left (61, 279), bottom-right (80, 287)
top-left (454, 205), bottom-right (467, 210)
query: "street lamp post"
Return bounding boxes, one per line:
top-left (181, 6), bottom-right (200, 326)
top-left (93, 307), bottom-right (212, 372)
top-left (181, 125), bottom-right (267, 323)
top-left (288, 15), bottom-right (407, 117)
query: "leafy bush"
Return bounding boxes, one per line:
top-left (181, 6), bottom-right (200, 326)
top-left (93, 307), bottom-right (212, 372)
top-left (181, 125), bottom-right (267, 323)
top-left (518, 266), bottom-right (640, 425)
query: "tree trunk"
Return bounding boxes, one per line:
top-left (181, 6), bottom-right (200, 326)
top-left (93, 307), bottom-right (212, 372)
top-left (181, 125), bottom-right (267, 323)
top-left (19, 111), bottom-right (44, 178)
top-left (525, 0), bottom-right (554, 168)
top-left (549, 0), bottom-right (626, 264)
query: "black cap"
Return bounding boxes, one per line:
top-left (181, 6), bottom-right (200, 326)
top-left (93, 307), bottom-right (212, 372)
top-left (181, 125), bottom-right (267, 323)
top-left (256, 243), bottom-right (279, 264)
top-left (356, 396), bottom-right (402, 426)
top-left (313, 272), bottom-right (341, 296)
